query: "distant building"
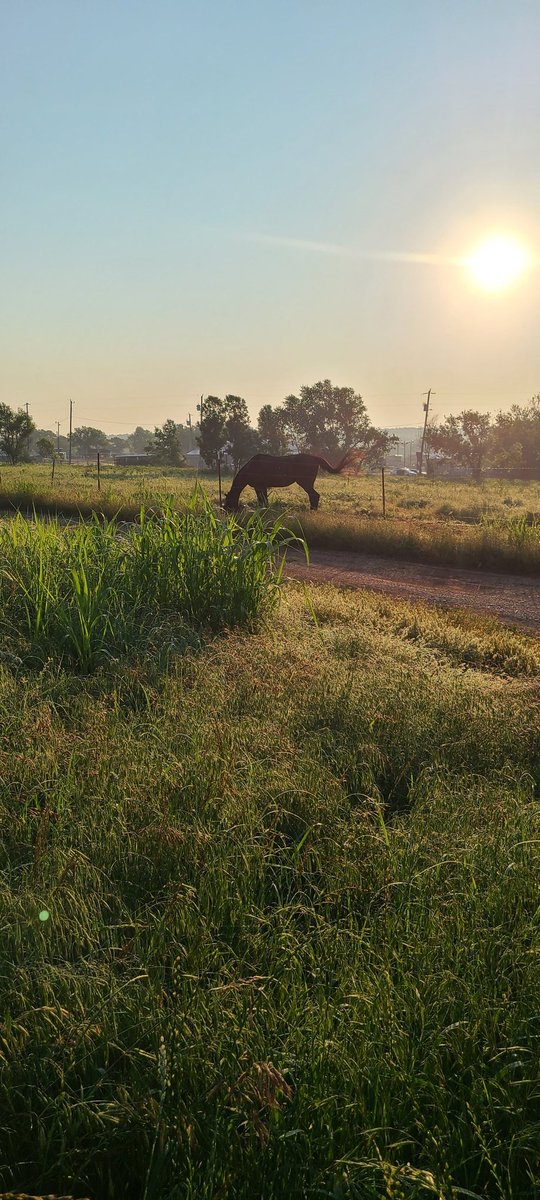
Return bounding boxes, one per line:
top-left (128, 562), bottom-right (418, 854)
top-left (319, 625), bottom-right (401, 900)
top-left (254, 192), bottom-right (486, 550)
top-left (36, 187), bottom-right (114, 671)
top-left (113, 453), bottom-right (152, 467)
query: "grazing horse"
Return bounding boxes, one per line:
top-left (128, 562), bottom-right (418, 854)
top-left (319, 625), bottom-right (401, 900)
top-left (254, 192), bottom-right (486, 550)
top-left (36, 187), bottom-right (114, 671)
top-left (223, 450), bottom-right (362, 511)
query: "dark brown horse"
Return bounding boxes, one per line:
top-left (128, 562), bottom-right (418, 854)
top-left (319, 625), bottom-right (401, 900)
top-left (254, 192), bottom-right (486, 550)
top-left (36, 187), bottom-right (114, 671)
top-left (223, 450), bottom-right (362, 511)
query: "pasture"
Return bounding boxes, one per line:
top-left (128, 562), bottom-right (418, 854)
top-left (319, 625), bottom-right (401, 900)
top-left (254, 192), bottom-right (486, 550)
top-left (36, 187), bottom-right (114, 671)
top-left (1, 502), bottom-right (540, 1198)
top-left (1, 463), bottom-right (540, 573)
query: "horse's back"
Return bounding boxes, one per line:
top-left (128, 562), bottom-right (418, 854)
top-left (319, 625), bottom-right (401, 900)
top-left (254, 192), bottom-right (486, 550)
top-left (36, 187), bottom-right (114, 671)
top-left (242, 453), bottom-right (313, 470)
top-left (237, 454), bottom-right (318, 489)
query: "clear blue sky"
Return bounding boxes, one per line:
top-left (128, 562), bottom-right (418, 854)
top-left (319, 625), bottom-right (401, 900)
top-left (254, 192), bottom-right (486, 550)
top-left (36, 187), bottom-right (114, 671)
top-left (2, 0), bottom-right (540, 435)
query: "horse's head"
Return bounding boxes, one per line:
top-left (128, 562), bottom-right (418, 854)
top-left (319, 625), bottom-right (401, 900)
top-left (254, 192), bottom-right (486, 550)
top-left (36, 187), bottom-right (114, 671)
top-left (223, 491), bottom-right (238, 512)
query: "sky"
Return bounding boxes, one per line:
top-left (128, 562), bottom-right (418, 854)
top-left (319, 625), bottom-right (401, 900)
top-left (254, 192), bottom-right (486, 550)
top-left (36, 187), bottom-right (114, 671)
top-left (2, 0), bottom-right (540, 436)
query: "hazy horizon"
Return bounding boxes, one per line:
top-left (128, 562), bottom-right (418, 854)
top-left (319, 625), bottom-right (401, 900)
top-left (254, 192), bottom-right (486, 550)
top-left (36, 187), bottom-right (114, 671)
top-left (3, 1), bottom-right (539, 436)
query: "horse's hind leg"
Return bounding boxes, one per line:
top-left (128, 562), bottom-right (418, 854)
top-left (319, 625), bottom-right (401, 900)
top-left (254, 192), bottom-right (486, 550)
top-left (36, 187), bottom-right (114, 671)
top-left (308, 487), bottom-right (320, 511)
top-left (300, 470), bottom-right (320, 510)
top-left (299, 481), bottom-right (320, 510)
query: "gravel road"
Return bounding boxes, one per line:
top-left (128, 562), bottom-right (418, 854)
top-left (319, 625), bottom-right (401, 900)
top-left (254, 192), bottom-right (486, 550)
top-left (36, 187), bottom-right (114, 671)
top-left (285, 548), bottom-right (540, 634)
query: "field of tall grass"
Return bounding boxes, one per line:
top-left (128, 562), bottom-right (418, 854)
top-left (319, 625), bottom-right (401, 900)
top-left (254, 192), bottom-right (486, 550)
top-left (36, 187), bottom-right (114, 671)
top-left (0, 495), bottom-right (297, 671)
top-left (2, 553), bottom-right (540, 1198)
top-left (1, 464), bottom-right (540, 574)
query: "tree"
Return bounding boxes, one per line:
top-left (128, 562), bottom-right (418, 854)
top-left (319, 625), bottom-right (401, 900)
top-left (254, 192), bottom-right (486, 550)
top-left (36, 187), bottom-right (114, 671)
top-left (36, 436), bottom-right (56, 461)
top-left (128, 426), bottom-right (154, 454)
top-left (428, 410), bottom-right (492, 480)
top-left (282, 380), bottom-right (393, 464)
top-left (145, 419), bottom-right (185, 466)
top-left (0, 404), bottom-right (35, 464)
top-left (72, 426), bottom-right (110, 458)
top-left (176, 423), bottom-right (196, 455)
top-left (223, 395), bottom-right (259, 471)
top-left (196, 397), bottom-right (228, 470)
top-left (490, 397), bottom-right (540, 472)
top-left (257, 404), bottom-right (288, 455)
top-left (108, 435), bottom-right (130, 457)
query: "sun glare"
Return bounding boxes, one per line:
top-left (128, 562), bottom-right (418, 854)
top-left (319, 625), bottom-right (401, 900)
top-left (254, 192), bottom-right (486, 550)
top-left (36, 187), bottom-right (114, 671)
top-left (465, 235), bottom-right (531, 293)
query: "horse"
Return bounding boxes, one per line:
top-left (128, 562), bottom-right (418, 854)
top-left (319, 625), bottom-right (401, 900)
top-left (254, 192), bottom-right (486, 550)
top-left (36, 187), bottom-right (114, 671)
top-left (223, 449), bottom-right (362, 511)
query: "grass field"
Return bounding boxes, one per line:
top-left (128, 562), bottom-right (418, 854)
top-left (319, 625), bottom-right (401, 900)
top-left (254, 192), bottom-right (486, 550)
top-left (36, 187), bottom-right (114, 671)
top-left (2, 463), bottom-right (540, 524)
top-left (2, 530), bottom-right (540, 1198)
top-left (1, 464), bottom-right (540, 574)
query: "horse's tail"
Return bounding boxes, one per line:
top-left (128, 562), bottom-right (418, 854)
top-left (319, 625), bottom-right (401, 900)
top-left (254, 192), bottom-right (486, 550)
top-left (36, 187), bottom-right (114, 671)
top-left (314, 448), bottom-right (365, 474)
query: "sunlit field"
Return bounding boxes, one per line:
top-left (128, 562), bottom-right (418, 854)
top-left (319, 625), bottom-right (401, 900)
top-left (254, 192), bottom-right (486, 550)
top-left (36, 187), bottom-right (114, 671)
top-left (1, 462), bottom-right (540, 524)
top-left (2, 576), bottom-right (540, 1199)
top-left (2, 463), bottom-right (540, 573)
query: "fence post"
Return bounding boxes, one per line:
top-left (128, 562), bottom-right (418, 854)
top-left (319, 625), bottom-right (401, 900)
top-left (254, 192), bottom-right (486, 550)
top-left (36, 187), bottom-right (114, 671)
top-left (218, 453), bottom-right (222, 506)
top-left (97, 451), bottom-right (101, 491)
top-left (381, 466), bottom-right (386, 518)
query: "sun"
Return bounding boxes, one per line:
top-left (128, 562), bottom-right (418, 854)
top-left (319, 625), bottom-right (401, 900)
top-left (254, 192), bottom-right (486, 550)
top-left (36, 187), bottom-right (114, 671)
top-left (465, 235), bottom-right (532, 293)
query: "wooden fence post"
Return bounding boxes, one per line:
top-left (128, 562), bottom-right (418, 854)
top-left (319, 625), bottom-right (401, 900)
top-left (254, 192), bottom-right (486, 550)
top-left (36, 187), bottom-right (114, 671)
top-left (381, 466), bottom-right (386, 518)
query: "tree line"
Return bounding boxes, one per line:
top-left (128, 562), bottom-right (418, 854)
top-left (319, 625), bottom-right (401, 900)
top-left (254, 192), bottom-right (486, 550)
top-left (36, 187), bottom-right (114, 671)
top-left (426, 398), bottom-right (540, 479)
top-left (0, 382), bottom-right (394, 468)
top-left (197, 382), bottom-right (392, 470)
top-left (1, 387), bottom-right (540, 476)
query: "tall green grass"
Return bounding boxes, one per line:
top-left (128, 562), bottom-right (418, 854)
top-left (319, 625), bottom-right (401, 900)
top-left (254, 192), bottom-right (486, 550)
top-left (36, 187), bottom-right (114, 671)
top-left (0, 493), bottom-right (301, 670)
top-left (1, 586), bottom-right (540, 1198)
top-left (1, 465), bottom-right (540, 574)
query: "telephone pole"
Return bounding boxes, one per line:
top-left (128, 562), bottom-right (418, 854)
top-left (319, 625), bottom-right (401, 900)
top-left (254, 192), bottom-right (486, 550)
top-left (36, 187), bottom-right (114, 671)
top-left (68, 399), bottom-right (73, 465)
top-left (419, 388), bottom-right (434, 476)
top-left (56, 421), bottom-right (61, 453)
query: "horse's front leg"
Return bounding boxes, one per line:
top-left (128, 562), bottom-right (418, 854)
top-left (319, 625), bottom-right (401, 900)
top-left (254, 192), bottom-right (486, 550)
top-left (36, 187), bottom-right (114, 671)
top-left (255, 489), bottom-right (269, 506)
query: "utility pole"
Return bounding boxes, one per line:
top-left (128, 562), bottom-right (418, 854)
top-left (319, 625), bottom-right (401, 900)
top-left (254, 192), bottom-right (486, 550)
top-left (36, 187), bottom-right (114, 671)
top-left (56, 421), bottom-right (61, 453)
top-left (197, 395), bottom-right (204, 425)
top-left (68, 399), bottom-right (73, 465)
top-left (419, 388), bottom-right (434, 476)
top-left (25, 402), bottom-right (31, 459)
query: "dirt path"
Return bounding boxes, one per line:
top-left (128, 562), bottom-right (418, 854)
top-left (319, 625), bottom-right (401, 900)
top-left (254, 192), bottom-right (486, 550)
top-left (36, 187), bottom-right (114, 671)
top-left (285, 548), bottom-right (540, 633)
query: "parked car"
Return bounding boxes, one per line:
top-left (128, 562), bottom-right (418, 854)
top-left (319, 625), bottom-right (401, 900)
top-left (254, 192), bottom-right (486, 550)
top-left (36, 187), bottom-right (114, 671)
top-left (395, 467), bottom-right (418, 476)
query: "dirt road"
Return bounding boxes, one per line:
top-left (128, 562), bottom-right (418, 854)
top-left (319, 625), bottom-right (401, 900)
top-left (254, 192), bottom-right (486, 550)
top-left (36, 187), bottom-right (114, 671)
top-left (285, 548), bottom-right (540, 634)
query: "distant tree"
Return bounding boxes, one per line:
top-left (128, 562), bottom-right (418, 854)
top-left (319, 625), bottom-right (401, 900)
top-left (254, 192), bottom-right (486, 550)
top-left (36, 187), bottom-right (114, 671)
top-left (196, 397), bottom-right (228, 470)
top-left (30, 427), bottom-right (63, 456)
top-left (428, 410), bottom-right (492, 480)
top-left (223, 395), bottom-right (259, 471)
top-left (36, 436), bottom-right (55, 461)
top-left (490, 396), bottom-right (540, 472)
top-left (176, 423), bottom-right (195, 455)
top-left (128, 426), bottom-right (154, 454)
top-left (257, 404), bottom-right (288, 455)
top-left (72, 426), bottom-right (110, 458)
top-left (282, 380), bottom-right (394, 464)
top-left (145, 419), bottom-right (185, 466)
top-left (0, 404), bottom-right (35, 464)
top-left (108, 435), bottom-right (130, 457)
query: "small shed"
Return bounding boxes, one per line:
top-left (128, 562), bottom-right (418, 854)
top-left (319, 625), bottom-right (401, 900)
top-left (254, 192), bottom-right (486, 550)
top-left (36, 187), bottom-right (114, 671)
top-left (113, 454), bottom-right (152, 467)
